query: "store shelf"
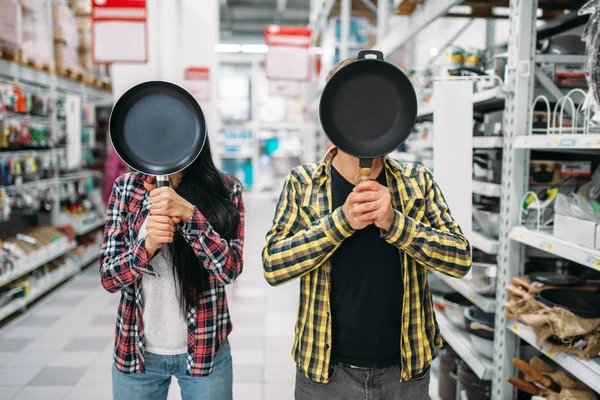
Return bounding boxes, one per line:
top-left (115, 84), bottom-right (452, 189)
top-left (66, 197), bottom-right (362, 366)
top-left (510, 226), bottom-right (600, 270)
top-left (473, 87), bottom-right (505, 113)
top-left (473, 136), bottom-right (503, 149)
top-left (0, 298), bottom-right (26, 323)
top-left (27, 263), bottom-right (80, 304)
top-left (2, 177), bottom-right (57, 191)
top-left (78, 244), bottom-right (101, 268)
top-left (535, 54), bottom-right (589, 64)
top-left (429, 369), bottom-right (441, 400)
top-left (416, 102), bottom-right (434, 121)
top-left (0, 239), bottom-right (76, 288)
top-left (470, 231), bottom-right (499, 254)
top-left (513, 134), bottom-right (600, 150)
top-left (309, 0), bottom-right (335, 43)
top-left (432, 271), bottom-right (495, 313)
top-left (509, 321), bottom-right (600, 393)
top-left (472, 181), bottom-right (502, 197)
top-left (59, 170), bottom-right (103, 182)
top-left (435, 310), bottom-right (493, 380)
top-left (73, 217), bottom-right (105, 236)
top-left (380, 0), bottom-right (463, 56)
top-left (0, 148), bottom-right (65, 161)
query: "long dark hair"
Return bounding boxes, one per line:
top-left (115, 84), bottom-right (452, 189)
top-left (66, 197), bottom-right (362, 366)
top-left (168, 137), bottom-right (240, 313)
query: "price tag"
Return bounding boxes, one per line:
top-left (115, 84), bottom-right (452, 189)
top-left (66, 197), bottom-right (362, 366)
top-left (513, 323), bottom-right (519, 333)
top-left (545, 242), bottom-right (554, 251)
top-left (552, 139), bottom-right (561, 147)
top-left (452, 282), bottom-right (457, 287)
top-left (559, 138), bottom-right (576, 147)
top-left (471, 295), bottom-right (477, 303)
top-left (518, 233), bottom-right (525, 241)
top-left (594, 139), bottom-right (600, 148)
top-left (594, 259), bottom-right (600, 269)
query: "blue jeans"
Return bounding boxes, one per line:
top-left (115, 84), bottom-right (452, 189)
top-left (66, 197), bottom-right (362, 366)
top-left (112, 341), bottom-right (233, 400)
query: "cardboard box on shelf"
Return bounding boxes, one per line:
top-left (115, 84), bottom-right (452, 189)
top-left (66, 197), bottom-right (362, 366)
top-left (529, 160), bottom-right (592, 186)
top-left (553, 213), bottom-right (600, 251)
top-left (21, 0), bottom-right (54, 69)
top-left (53, 2), bottom-right (80, 73)
top-left (0, 0), bottom-right (22, 53)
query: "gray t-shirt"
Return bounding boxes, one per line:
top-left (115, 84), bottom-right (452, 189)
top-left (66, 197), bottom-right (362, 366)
top-left (139, 217), bottom-right (188, 355)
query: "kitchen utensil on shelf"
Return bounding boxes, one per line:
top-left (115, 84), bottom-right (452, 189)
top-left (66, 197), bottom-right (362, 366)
top-left (534, 289), bottom-right (600, 319)
top-left (507, 377), bottom-right (541, 395)
top-left (513, 358), bottom-right (562, 393)
top-left (512, 275), bottom-right (600, 294)
top-left (442, 292), bottom-right (472, 326)
top-left (319, 50), bottom-right (417, 183)
top-left (469, 333), bottom-right (494, 359)
top-left (469, 263), bottom-right (497, 295)
top-left (529, 272), bottom-right (582, 287)
top-left (109, 81), bottom-right (207, 188)
top-left (464, 306), bottom-right (495, 340)
top-left (472, 208), bottom-right (500, 238)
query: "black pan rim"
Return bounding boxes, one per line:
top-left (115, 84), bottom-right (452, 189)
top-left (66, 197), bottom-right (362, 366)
top-left (109, 80), bottom-right (207, 176)
top-left (318, 58), bottom-right (418, 159)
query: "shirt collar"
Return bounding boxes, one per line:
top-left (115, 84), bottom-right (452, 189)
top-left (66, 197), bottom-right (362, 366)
top-left (311, 146), bottom-right (406, 181)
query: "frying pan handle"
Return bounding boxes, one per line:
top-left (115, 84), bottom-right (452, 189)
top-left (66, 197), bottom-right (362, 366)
top-left (357, 158), bottom-right (373, 184)
top-left (358, 50), bottom-right (384, 60)
top-left (156, 175), bottom-right (169, 188)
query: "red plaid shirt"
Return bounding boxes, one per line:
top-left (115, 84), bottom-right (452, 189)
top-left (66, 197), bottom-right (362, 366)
top-left (99, 173), bottom-right (244, 376)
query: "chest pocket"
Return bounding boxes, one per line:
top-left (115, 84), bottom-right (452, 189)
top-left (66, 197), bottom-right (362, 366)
top-left (402, 198), bottom-right (426, 222)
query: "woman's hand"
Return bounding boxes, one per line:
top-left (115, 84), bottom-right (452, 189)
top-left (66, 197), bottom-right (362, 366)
top-left (144, 182), bottom-right (195, 224)
top-left (145, 215), bottom-right (176, 258)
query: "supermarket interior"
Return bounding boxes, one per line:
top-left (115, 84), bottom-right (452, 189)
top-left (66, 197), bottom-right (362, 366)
top-left (1, 0), bottom-right (600, 399)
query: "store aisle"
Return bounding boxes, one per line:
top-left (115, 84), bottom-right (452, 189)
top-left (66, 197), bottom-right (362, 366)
top-left (0, 193), bottom-right (298, 400)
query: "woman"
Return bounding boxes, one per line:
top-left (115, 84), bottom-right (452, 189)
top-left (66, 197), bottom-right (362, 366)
top-left (99, 139), bottom-right (244, 400)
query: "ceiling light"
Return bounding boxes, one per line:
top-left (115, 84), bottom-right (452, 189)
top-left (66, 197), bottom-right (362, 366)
top-left (241, 44), bottom-right (269, 54)
top-left (215, 44), bottom-right (241, 53)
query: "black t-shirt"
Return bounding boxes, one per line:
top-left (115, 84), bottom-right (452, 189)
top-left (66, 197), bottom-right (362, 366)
top-left (330, 166), bottom-right (403, 368)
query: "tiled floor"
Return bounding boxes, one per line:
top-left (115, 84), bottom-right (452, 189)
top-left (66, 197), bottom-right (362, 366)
top-left (0, 194), bottom-right (298, 400)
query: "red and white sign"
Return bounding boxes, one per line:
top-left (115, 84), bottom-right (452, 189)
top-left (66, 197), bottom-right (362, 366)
top-left (269, 80), bottom-right (302, 98)
top-left (264, 25), bottom-right (312, 82)
top-left (92, 0), bottom-right (148, 63)
top-left (184, 67), bottom-right (211, 103)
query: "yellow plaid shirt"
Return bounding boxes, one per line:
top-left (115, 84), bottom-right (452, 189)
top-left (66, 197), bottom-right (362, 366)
top-left (262, 147), bottom-right (472, 383)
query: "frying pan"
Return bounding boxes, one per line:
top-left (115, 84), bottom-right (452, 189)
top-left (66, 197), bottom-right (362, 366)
top-left (109, 81), bottom-right (207, 187)
top-left (319, 50), bottom-right (418, 182)
top-left (534, 288), bottom-right (600, 319)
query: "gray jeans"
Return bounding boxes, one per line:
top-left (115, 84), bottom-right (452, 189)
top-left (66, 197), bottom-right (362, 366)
top-left (295, 364), bottom-right (430, 400)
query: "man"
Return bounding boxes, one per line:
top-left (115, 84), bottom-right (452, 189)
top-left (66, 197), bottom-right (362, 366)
top-left (262, 58), bottom-right (472, 399)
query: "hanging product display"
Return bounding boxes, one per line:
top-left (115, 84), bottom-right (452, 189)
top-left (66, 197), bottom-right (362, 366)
top-left (92, 0), bottom-right (148, 63)
top-left (264, 25), bottom-right (312, 82)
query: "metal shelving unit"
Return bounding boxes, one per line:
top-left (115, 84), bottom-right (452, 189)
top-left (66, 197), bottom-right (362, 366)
top-left (510, 227), bottom-right (600, 270)
top-left (473, 136), bottom-right (503, 149)
top-left (509, 322), bottom-right (600, 394)
top-left (472, 180), bottom-right (502, 197)
top-left (435, 310), bottom-right (494, 380)
top-left (433, 271), bottom-right (495, 313)
top-left (513, 134), bottom-right (600, 150)
top-left (470, 231), bottom-right (499, 254)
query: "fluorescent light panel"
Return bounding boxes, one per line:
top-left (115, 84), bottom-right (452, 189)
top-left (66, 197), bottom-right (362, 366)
top-left (215, 44), bottom-right (241, 53)
top-left (241, 44), bottom-right (269, 53)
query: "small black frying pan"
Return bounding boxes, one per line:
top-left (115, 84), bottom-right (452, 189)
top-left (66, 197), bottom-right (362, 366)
top-left (319, 50), bottom-right (418, 182)
top-left (109, 81), bottom-right (207, 187)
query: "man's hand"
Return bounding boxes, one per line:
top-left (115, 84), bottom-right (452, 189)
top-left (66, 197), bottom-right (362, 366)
top-left (342, 192), bottom-right (373, 230)
top-left (144, 182), bottom-right (194, 224)
top-left (145, 216), bottom-right (176, 258)
top-left (350, 180), bottom-right (395, 232)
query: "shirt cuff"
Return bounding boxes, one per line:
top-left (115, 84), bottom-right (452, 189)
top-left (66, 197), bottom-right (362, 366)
top-left (322, 207), bottom-right (356, 244)
top-left (132, 238), bottom-right (158, 277)
top-left (179, 206), bottom-right (206, 239)
top-left (380, 209), bottom-right (417, 248)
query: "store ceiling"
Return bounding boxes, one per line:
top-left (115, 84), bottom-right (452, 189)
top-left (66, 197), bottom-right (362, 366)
top-left (220, 0), bottom-right (311, 42)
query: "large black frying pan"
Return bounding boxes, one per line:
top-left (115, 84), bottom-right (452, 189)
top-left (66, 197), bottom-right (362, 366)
top-left (109, 81), bottom-right (207, 187)
top-left (319, 50), bottom-right (418, 182)
top-left (534, 289), bottom-right (600, 319)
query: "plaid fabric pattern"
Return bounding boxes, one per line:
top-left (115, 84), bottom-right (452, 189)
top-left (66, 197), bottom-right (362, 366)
top-left (263, 147), bottom-right (471, 383)
top-left (100, 172), bottom-right (244, 376)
